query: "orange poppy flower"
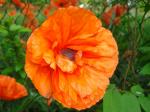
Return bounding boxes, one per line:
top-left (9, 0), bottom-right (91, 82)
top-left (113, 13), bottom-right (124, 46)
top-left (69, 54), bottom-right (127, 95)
top-left (43, 4), bottom-right (53, 17)
top-left (102, 4), bottom-right (127, 25)
top-left (12, 0), bottom-right (25, 8)
top-left (51, 0), bottom-right (78, 7)
top-left (0, 0), bottom-right (5, 6)
top-left (22, 4), bottom-right (38, 30)
top-left (8, 10), bottom-right (17, 16)
top-left (25, 6), bottom-right (118, 110)
top-left (0, 75), bottom-right (28, 100)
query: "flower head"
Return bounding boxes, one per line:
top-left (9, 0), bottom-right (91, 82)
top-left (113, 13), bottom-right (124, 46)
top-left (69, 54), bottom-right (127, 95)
top-left (43, 4), bottom-right (53, 17)
top-left (51, 0), bottom-right (78, 8)
top-left (0, 75), bottom-right (28, 100)
top-left (12, 0), bottom-right (25, 8)
top-left (0, 0), bottom-right (5, 6)
top-left (8, 10), bottom-right (17, 16)
top-left (102, 4), bottom-right (127, 25)
top-left (25, 6), bottom-right (118, 110)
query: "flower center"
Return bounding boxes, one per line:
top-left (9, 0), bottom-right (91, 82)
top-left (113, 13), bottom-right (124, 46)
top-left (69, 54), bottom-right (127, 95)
top-left (60, 48), bottom-right (77, 61)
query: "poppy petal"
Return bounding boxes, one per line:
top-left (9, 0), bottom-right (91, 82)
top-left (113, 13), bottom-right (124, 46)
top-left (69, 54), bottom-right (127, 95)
top-left (25, 55), bottom-right (52, 98)
top-left (43, 50), bottom-right (56, 69)
top-left (51, 8), bottom-right (71, 45)
top-left (66, 7), bottom-right (101, 37)
top-left (41, 17), bottom-right (62, 46)
top-left (82, 56), bottom-right (118, 78)
top-left (56, 55), bottom-right (77, 73)
top-left (27, 29), bottom-right (51, 64)
top-left (52, 66), bottom-right (109, 110)
top-left (68, 28), bottom-right (118, 58)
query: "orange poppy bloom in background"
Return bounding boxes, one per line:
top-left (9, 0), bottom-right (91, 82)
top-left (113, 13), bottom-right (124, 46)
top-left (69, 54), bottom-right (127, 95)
top-left (12, 0), bottom-right (25, 8)
top-left (0, 0), bottom-right (5, 6)
top-left (51, 0), bottom-right (78, 7)
top-left (8, 10), bottom-right (17, 16)
top-left (0, 75), bottom-right (28, 100)
top-left (102, 4), bottom-right (127, 25)
top-left (12, 0), bottom-right (38, 30)
top-left (25, 6), bottom-right (118, 110)
top-left (43, 4), bottom-right (53, 17)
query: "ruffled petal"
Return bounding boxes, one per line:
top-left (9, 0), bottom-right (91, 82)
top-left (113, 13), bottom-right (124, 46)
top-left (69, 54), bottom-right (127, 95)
top-left (82, 56), bottom-right (118, 78)
top-left (56, 55), bottom-right (77, 73)
top-left (43, 50), bottom-right (56, 69)
top-left (42, 7), bottom-right (101, 46)
top-left (52, 8), bottom-right (71, 45)
top-left (52, 66), bottom-right (109, 110)
top-left (27, 29), bottom-right (51, 64)
top-left (68, 28), bottom-right (118, 58)
top-left (66, 7), bottom-right (101, 37)
top-left (25, 54), bottom-right (52, 98)
top-left (0, 75), bottom-right (28, 100)
top-left (41, 17), bottom-right (62, 47)
top-left (68, 28), bottom-right (118, 78)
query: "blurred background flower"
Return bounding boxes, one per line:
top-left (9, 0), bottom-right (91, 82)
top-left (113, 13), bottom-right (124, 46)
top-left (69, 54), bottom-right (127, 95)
top-left (102, 4), bottom-right (127, 26)
top-left (0, 75), bottom-right (28, 100)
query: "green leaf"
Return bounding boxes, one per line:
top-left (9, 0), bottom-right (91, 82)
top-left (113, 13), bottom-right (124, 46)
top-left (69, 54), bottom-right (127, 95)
top-left (139, 53), bottom-right (150, 65)
top-left (15, 63), bottom-right (23, 72)
top-left (103, 85), bottom-right (122, 112)
top-left (15, 92), bottom-right (39, 112)
top-left (138, 96), bottom-right (150, 112)
top-left (139, 47), bottom-right (150, 53)
top-left (9, 24), bottom-right (22, 32)
top-left (140, 63), bottom-right (150, 75)
top-left (18, 27), bottom-right (31, 33)
top-left (19, 71), bottom-right (26, 79)
top-left (95, 104), bottom-right (103, 112)
top-left (9, 24), bottom-right (31, 33)
top-left (121, 92), bottom-right (141, 112)
top-left (144, 3), bottom-right (150, 13)
top-left (37, 13), bottom-right (45, 24)
top-left (0, 26), bottom-right (8, 37)
top-left (5, 17), bottom-right (14, 26)
top-left (15, 14), bottom-right (25, 25)
top-left (131, 85), bottom-right (144, 96)
top-left (1, 67), bottom-right (14, 74)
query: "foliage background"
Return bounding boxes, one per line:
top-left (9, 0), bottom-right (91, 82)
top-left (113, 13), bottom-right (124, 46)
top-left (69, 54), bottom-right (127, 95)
top-left (0, 0), bottom-right (150, 112)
